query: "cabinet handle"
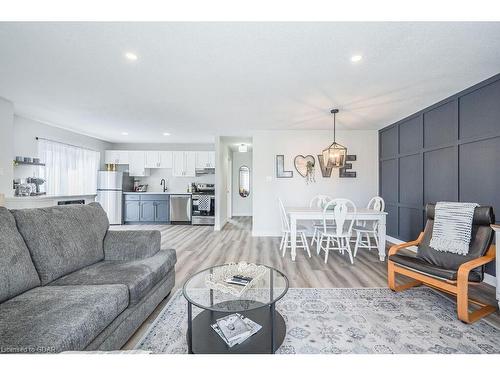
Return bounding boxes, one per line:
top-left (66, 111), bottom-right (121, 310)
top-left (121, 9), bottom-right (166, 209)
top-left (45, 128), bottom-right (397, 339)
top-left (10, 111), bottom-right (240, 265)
top-left (154, 203), bottom-right (157, 220)
top-left (140, 203), bottom-right (143, 219)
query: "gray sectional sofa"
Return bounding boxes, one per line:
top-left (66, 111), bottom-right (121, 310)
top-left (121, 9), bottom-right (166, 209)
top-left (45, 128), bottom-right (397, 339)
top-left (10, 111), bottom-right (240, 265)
top-left (0, 202), bottom-right (176, 353)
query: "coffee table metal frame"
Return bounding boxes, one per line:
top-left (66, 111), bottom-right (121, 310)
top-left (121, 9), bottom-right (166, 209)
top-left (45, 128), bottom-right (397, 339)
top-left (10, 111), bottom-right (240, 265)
top-left (182, 264), bottom-right (289, 354)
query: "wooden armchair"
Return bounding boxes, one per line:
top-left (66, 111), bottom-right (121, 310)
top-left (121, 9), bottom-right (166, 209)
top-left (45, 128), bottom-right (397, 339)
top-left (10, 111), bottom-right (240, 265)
top-left (387, 203), bottom-right (497, 323)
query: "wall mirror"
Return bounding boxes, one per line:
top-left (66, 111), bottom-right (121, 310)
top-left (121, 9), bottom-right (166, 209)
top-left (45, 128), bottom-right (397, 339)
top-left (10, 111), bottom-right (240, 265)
top-left (239, 165), bottom-right (250, 197)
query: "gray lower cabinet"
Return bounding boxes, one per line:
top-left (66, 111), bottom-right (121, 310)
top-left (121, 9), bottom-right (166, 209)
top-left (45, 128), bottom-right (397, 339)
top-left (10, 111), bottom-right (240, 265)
top-left (124, 194), bottom-right (169, 223)
top-left (124, 200), bottom-right (141, 222)
top-left (140, 201), bottom-right (156, 222)
top-left (155, 201), bottom-right (169, 222)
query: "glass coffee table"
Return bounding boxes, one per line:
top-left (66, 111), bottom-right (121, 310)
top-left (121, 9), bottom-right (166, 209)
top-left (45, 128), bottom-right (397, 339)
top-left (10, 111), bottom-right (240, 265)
top-left (182, 264), bottom-right (289, 354)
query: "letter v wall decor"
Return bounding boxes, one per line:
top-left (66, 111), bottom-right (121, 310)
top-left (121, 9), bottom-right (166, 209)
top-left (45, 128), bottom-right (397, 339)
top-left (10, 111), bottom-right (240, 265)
top-left (317, 154), bottom-right (333, 177)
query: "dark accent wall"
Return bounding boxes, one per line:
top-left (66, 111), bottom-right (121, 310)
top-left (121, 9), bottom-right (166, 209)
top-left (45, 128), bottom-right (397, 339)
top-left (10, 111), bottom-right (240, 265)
top-left (379, 73), bottom-right (500, 276)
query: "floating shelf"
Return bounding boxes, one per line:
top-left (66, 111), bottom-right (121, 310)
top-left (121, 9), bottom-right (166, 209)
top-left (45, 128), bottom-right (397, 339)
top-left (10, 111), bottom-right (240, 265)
top-left (13, 160), bottom-right (46, 167)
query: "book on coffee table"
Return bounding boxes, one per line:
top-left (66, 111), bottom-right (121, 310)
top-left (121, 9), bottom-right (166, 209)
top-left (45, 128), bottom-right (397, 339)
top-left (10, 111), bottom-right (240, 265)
top-left (211, 313), bottom-right (262, 347)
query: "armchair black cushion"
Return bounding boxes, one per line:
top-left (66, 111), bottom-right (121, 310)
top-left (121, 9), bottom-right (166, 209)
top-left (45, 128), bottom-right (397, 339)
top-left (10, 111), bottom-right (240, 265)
top-left (389, 203), bottom-right (495, 282)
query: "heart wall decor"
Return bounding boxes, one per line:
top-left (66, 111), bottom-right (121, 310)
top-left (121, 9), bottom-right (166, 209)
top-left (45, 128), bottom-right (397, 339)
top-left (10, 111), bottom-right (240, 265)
top-left (294, 155), bottom-right (316, 184)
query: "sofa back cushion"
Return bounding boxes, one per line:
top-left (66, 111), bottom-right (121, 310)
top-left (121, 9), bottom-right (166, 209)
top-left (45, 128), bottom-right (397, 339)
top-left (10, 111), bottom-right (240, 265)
top-left (0, 207), bottom-right (40, 303)
top-left (11, 203), bottom-right (109, 285)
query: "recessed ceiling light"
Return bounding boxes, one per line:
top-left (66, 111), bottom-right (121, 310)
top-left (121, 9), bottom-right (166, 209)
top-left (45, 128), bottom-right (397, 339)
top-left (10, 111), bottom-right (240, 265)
top-left (163, 132), bottom-right (171, 136)
top-left (125, 52), bottom-right (138, 61)
top-left (238, 144), bottom-right (248, 153)
top-left (350, 54), bottom-right (363, 63)
top-left (121, 132), bottom-right (129, 136)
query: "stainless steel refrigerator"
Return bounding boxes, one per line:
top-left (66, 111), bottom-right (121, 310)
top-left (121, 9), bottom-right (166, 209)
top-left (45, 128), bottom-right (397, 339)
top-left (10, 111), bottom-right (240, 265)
top-left (96, 171), bottom-right (133, 224)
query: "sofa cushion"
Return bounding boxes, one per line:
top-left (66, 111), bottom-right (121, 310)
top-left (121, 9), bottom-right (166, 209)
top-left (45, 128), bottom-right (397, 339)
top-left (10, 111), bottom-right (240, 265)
top-left (51, 249), bottom-right (176, 305)
top-left (11, 203), bottom-right (109, 285)
top-left (389, 253), bottom-right (482, 282)
top-left (104, 230), bottom-right (161, 260)
top-left (417, 204), bottom-right (494, 273)
top-left (0, 284), bottom-right (128, 353)
top-left (0, 207), bottom-right (40, 303)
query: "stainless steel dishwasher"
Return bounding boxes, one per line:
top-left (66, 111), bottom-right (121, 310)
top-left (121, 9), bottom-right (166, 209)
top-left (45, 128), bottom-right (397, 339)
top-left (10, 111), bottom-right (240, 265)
top-left (169, 194), bottom-right (192, 224)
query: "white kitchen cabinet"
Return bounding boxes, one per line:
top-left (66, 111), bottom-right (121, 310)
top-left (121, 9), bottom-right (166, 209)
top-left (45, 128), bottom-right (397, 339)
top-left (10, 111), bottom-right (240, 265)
top-left (195, 151), bottom-right (209, 169)
top-left (158, 151), bottom-right (173, 168)
top-left (128, 151), bottom-right (150, 176)
top-left (172, 151), bottom-right (196, 177)
top-left (172, 152), bottom-right (184, 177)
top-left (195, 151), bottom-right (216, 169)
top-left (208, 151), bottom-right (216, 168)
top-left (185, 151), bottom-right (196, 176)
top-left (144, 151), bottom-right (173, 169)
top-left (145, 151), bottom-right (160, 168)
top-left (104, 150), bottom-right (129, 165)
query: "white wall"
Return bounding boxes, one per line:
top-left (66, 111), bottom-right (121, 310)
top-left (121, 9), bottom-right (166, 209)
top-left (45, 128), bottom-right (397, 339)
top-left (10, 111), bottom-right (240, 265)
top-left (232, 150), bottom-right (253, 216)
top-left (252, 130), bottom-right (379, 236)
top-left (0, 97), bottom-right (14, 197)
top-left (215, 137), bottom-right (232, 230)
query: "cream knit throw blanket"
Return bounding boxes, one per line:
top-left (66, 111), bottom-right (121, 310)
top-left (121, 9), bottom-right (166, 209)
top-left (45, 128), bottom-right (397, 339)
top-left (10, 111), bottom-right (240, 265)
top-left (430, 201), bottom-right (478, 256)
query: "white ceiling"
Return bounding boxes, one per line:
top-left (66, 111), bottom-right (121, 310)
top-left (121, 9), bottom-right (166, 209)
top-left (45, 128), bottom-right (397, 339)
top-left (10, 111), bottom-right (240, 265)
top-left (1, 22), bottom-right (500, 143)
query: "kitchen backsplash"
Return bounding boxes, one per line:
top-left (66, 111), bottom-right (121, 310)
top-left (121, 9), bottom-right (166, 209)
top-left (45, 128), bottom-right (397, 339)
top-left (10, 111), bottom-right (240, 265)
top-left (131, 167), bottom-right (215, 193)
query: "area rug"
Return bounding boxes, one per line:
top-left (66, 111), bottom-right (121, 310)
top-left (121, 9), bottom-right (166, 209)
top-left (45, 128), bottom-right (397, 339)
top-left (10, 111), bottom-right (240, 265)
top-left (135, 288), bottom-right (500, 354)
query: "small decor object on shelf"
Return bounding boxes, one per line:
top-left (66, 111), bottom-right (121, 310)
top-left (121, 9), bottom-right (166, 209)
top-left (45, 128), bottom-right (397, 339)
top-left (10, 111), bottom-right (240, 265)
top-left (205, 262), bottom-right (268, 297)
top-left (211, 313), bottom-right (262, 348)
top-left (275, 155), bottom-right (293, 178)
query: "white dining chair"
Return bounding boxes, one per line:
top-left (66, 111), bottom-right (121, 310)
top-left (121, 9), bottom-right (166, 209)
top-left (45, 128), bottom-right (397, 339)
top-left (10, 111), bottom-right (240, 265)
top-left (316, 198), bottom-right (357, 264)
top-left (278, 198), bottom-right (311, 258)
top-left (353, 196), bottom-right (385, 257)
top-left (309, 195), bottom-right (333, 246)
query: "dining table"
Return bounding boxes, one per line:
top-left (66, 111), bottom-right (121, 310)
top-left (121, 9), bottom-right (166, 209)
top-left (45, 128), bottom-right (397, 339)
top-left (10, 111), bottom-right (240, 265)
top-left (285, 206), bottom-right (388, 262)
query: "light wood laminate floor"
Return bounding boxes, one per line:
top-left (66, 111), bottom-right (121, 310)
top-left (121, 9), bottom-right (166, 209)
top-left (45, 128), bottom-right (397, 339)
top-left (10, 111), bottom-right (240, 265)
top-left (121, 217), bottom-right (499, 349)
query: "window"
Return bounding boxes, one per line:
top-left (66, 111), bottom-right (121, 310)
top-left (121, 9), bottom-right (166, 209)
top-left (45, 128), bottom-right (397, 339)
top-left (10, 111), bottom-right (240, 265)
top-left (38, 139), bottom-right (100, 196)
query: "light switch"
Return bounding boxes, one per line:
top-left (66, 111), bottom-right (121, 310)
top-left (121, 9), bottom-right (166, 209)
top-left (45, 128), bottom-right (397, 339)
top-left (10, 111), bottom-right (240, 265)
top-left (0, 167), bottom-right (4, 176)
top-left (266, 176), bottom-right (272, 182)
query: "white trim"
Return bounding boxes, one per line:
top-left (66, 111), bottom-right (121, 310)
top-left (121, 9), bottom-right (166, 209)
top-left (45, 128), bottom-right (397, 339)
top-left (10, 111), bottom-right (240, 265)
top-left (484, 273), bottom-right (496, 287)
top-left (387, 236), bottom-right (496, 287)
top-left (252, 230), bottom-right (281, 237)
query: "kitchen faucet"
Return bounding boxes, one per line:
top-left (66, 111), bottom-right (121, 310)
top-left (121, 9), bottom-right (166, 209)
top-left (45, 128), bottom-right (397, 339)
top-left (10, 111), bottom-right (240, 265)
top-left (160, 179), bottom-right (167, 192)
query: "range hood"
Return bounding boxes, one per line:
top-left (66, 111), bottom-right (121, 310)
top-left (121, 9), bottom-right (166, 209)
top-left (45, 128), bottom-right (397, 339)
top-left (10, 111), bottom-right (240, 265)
top-left (195, 167), bottom-right (215, 176)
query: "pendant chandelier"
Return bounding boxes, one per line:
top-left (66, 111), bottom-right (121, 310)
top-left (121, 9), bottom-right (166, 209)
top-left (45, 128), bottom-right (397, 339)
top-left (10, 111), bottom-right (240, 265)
top-left (322, 108), bottom-right (347, 168)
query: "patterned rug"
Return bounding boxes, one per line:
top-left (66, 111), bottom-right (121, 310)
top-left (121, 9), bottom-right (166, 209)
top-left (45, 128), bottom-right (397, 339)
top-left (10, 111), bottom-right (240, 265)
top-left (135, 288), bottom-right (500, 354)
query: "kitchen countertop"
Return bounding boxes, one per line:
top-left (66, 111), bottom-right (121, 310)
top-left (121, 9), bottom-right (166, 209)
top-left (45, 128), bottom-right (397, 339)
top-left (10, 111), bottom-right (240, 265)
top-left (123, 191), bottom-right (192, 195)
top-left (6, 194), bottom-right (97, 200)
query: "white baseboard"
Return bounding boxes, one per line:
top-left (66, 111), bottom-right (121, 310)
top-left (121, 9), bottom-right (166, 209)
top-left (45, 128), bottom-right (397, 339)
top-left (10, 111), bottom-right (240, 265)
top-left (387, 236), bottom-right (497, 288)
top-left (252, 230), bottom-right (280, 237)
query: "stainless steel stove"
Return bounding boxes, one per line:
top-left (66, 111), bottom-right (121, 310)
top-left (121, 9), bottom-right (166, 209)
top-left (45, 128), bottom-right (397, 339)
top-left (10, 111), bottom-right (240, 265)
top-left (191, 183), bottom-right (215, 226)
